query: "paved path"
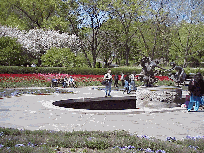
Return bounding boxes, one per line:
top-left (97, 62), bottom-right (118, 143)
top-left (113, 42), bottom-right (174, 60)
top-left (0, 87), bottom-right (203, 141)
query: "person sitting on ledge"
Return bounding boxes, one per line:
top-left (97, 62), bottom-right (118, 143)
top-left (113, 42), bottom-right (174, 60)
top-left (63, 76), bottom-right (68, 88)
top-left (68, 76), bottom-right (76, 88)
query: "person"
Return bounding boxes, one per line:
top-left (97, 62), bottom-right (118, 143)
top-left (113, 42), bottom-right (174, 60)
top-left (114, 73), bottom-right (119, 88)
top-left (31, 63), bottom-right (36, 67)
top-left (68, 76), bottom-right (76, 87)
top-left (188, 72), bottom-right (204, 111)
top-left (104, 69), bottom-right (112, 97)
top-left (120, 72), bottom-right (125, 86)
top-left (63, 76), bottom-right (68, 88)
top-left (124, 73), bottom-right (131, 94)
top-left (129, 72), bottom-right (136, 91)
top-left (51, 78), bottom-right (58, 87)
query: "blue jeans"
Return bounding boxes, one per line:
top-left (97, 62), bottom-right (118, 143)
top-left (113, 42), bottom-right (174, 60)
top-left (201, 96), bottom-right (204, 106)
top-left (63, 82), bottom-right (67, 88)
top-left (105, 82), bottom-right (112, 96)
top-left (124, 80), bottom-right (131, 93)
top-left (130, 80), bottom-right (136, 91)
top-left (188, 94), bottom-right (202, 111)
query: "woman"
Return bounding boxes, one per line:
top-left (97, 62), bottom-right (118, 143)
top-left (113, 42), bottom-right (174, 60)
top-left (188, 72), bottom-right (204, 111)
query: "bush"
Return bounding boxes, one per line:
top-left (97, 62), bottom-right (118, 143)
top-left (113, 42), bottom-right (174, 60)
top-left (41, 47), bottom-right (76, 67)
top-left (41, 48), bottom-right (90, 68)
top-left (0, 66), bottom-right (141, 75)
top-left (0, 36), bottom-right (30, 66)
top-left (1, 66), bottom-right (204, 76)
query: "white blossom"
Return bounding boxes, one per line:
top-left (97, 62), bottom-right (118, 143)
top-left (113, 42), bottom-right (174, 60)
top-left (0, 25), bottom-right (79, 56)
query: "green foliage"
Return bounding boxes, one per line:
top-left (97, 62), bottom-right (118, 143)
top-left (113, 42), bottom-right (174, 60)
top-left (41, 47), bottom-right (75, 67)
top-left (2, 66), bottom-right (204, 75)
top-left (85, 138), bottom-right (110, 150)
top-left (0, 127), bottom-right (203, 153)
top-left (41, 48), bottom-right (90, 68)
top-left (169, 22), bottom-right (204, 66)
top-left (0, 0), bottom-right (60, 30)
top-left (0, 66), bottom-right (141, 75)
top-left (0, 36), bottom-right (29, 66)
top-left (1, 0), bottom-right (204, 68)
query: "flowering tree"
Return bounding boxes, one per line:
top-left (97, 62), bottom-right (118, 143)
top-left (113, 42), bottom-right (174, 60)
top-left (0, 25), bottom-right (79, 65)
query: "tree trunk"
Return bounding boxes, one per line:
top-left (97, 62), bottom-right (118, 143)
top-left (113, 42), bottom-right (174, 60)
top-left (125, 43), bottom-right (129, 66)
top-left (81, 47), bottom-right (92, 67)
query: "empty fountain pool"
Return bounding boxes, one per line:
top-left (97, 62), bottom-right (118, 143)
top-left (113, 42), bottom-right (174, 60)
top-left (53, 96), bottom-right (137, 110)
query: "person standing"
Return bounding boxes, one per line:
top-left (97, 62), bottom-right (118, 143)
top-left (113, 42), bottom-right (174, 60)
top-left (120, 72), bottom-right (125, 86)
top-left (188, 72), bottom-right (204, 111)
top-left (129, 72), bottom-right (136, 91)
top-left (104, 69), bottom-right (112, 97)
top-left (68, 76), bottom-right (76, 87)
top-left (124, 73), bottom-right (131, 94)
top-left (114, 73), bottom-right (119, 88)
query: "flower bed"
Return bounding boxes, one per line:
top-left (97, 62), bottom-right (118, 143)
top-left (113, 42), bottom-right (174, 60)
top-left (0, 73), bottom-right (174, 88)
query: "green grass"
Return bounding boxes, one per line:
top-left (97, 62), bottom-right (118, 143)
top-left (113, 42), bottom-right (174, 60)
top-left (0, 127), bottom-right (203, 153)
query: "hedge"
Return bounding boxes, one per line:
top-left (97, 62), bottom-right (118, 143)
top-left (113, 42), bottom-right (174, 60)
top-left (0, 66), bottom-right (141, 75)
top-left (0, 66), bottom-right (203, 75)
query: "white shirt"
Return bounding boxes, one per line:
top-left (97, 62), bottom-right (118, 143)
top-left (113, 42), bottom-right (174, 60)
top-left (104, 73), bottom-right (112, 81)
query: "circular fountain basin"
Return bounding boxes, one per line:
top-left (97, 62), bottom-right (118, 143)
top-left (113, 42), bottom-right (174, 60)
top-left (53, 96), bottom-right (137, 110)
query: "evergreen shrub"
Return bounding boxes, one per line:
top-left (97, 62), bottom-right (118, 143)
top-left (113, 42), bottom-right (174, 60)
top-left (0, 66), bottom-right (203, 75)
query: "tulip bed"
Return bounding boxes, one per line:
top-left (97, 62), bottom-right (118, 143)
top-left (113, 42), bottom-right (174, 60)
top-left (0, 73), bottom-right (174, 88)
top-left (0, 73), bottom-right (104, 88)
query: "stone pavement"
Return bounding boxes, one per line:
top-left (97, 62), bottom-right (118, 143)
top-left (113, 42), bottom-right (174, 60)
top-left (0, 87), bottom-right (203, 141)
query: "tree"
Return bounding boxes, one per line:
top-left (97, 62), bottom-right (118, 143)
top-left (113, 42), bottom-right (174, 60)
top-left (0, 36), bottom-right (29, 66)
top-left (170, 21), bottom-right (204, 67)
top-left (99, 18), bottom-right (126, 66)
top-left (0, 25), bottom-right (79, 66)
top-left (41, 47), bottom-right (75, 67)
top-left (0, 0), bottom-right (59, 30)
top-left (63, 0), bottom-right (110, 68)
top-left (105, 0), bottom-right (147, 66)
top-left (132, 0), bottom-right (173, 65)
top-left (41, 47), bottom-right (89, 67)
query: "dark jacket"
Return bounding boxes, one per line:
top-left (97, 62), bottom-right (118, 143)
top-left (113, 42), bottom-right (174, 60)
top-left (114, 75), bottom-right (119, 81)
top-left (188, 77), bottom-right (204, 97)
top-left (124, 75), bottom-right (131, 83)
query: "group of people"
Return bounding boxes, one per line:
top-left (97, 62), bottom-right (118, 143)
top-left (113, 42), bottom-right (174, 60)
top-left (103, 69), bottom-right (137, 97)
top-left (52, 76), bottom-right (76, 88)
